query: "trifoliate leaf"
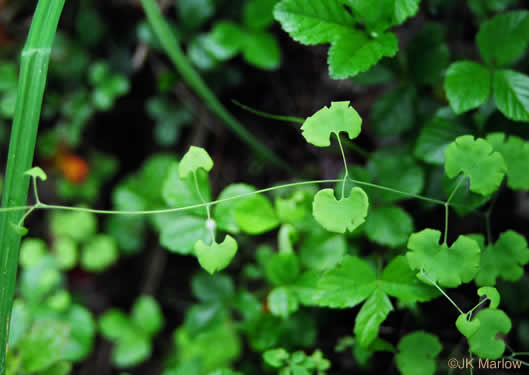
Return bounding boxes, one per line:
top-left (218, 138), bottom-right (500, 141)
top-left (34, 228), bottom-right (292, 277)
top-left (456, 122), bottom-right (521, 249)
top-left (214, 184), bottom-right (257, 233)
top-left (486, 133), bottom-right (529, 190)
top-left (444, 61), bottom-right (491, 114)
top-left (468, 309), bottom-right (511, 359)
top-left (313, 256), bottom-right (377, 308)
top-left (312, 188), bottom-right (369, 234)
top-left (493, 69), bottom-right (529, 122)
top-left (81, 234), bottom-right (118, 272)
top-left (268, 287), bottom-right (299, 318)
top-left (131, 296), bottom-right (164, 337)
top-left (233, 194), bottom-right (279, 234)
top-left (354, 289), bottom-right (393, 348)
top-left (407, 229), bottom-right (481, 288)
top-left (179, 146), bottom-right (214, 179)
top-left (301, 101), bottom-right (362, 147)
top-left (25, 166), bottom-right (48, 181)
top-left (328, 31), bottom-right (399, 79)
top-left (273, 0), bottom-right (354, 45)
top-left (414, 116), bottom-right (468, 165)
top-left (379, 256), bottom-right (439, 303)
top-left (194, 235), bottom-right (238, 274)
top-left (475, 230), bottom-right (529, 286)
top-left (365, 206), bottom-right (413, 247)
top-left (396, 331), bottom-right (442, 375)
top-left (478, 286), bottom-right (500, 309)
top-left (476, 10), bottom-right (529, 67)
top-left (444, 135), bottom-right (506, 196)
top-left (371, 86), bottom-right (415, 137)
top-left (456, 313), bottom-right (481, 338)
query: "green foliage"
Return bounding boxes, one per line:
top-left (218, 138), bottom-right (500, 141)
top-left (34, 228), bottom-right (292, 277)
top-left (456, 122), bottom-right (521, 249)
top-left (194, 235), bottom-right (238, 274)
top-left (467, 309), bottom-right (512, 359)
top-left (396, 331), bottom-right (442, 375)
top-left (263, 348), bottom-right (330, 375)
top-left (312, 188), bottom-right (368, 234)
top-left (99, 296), bottom-right (164, 368)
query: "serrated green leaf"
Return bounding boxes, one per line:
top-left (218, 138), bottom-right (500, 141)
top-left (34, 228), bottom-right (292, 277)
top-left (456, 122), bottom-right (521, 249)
top-left (414, 116), bottom-right (468, 165)
top-left (407, 229), bottom-right (481, 288)
top-left (313, 256), bottom-right (377, 308)
top-left (396, 331), bottom-right (442, 375)
top-left (493, 69), bottom-right (529, 122)
top-left (475, 230), bottom-right (529, 286)
top-left (476, 10), bottom-right (529, 67)
top-left (179, 146), bottom-right (214, 178)
top-left (233, 194), bottom-right (279, 234)
top-left (274, 0), bottom-right (354, 45)
top-left (365, 206), bottom-right (413, 247)
top-left (444, 61), bottom-right (491, 114)
top-left (25, 166), bottom-right (48, 181)
top-left (354, 289), bottom-right (393, 348)
top-left (371, 86), bottom-right (415, 137)
top-left (478, 286), bottom-right (500, 309)
top-left (328, 31), bottom-right (399, 79)
top-left (486, 133), bottom-right (529, 190)
top-left (301, 101), bottom-right (362, 147)
top-left (444, 135), bottom-right (506, 196)
top-left (380, 256), bottom-right (440, 303)
top-left (456, 313), bottom-right (481, 338)
top-left (313, 187), bottom-right (369, 234)
top-left (194, 235), bottom-right (238, 274)
top-left (131, 296), bottom-right (164, 337)
top-left (468, 309), bottom-right (511, 359)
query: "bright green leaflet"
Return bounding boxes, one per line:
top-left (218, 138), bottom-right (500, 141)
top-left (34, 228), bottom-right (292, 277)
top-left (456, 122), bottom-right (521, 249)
top-left (468, 309), bottom-right (511, 359)
top-left (444, 135), bottom-right (506, 196)
top-left (214, 184), bottom-right (257, 233)
top-left (493, 69), bottom-right (529, 122)
top-left (407, 229), bottom-right (481, 288)
top-left (233, 194), bottom-right (279, 234)
top-left (444, 61), bottom-right (491, 114)
top-left (24, 167), bottom-right (47, 182)
top-left (474, 230), bottom-right (529, 286)
top-left (476, 10), bottom-right (529, 67)
top-left (301, 101), bottom-right (362, 147)
top-left (353, 289), bottom-right (393, 348)
top-left (244, 0), bottom-right (278, 30)
top-left (20, 321), bottom-right (69, 372)
top-left (179, 146), bottom-right (214, 179)
top-left (80, 234), bottom-right (118, 272)
top-left (299, 231), bottom-right (346, 271)
top-left (456, 313), bottom-right (481, 338)
top-left (194, 235), bottom-right (238, 274)
top-left (486, 133), bottom-right (529, 190)
top-left (396, 331), bottom-right (442, 375)
top-left (267, 287), bottom-right (300, 318)
top-left (365, 206), bottom-right (414, 248)
top-left (312, 188), bottom-right (369, 234)
top-left (131, 296), bottom-right (165, 337)
top-left (478, 286), bottom-right (500, 309)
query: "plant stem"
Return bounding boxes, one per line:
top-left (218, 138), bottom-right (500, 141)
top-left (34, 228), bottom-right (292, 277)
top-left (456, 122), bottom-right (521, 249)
top-left (0, 1), bottom-right (65, 373)
top-left (139, 0), bottom-right (290, 172)
top-left (420, 270), bottom-right (464, 315)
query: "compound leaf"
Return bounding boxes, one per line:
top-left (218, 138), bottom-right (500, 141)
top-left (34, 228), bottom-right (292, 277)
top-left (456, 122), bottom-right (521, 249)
top-left (476, 10), bottom-right (529, 67)
top-left (493, 69), bottom-right (529, 122)
top-left (486, 133), bottom-right (529, 190)
top-left (468, 309), bottom-right (511, 359)
top-left (301, 101), bottom-right (362, 147)
top-left (328, 31), bottom-right (399, 79)
top-left (407, 229), bottom-right (481, 288)
top-left (444, 61), bottom-right (491, 114)
top-left (194, 235), bottom-right (238, 274)
top-left (396, 331), bottom-right (442, 375)
top-left (353, 289), bottom-right (393, 348)
top-left (475, 230), bottom-right (529, 286)
top-left (179, 146), bottom-right (214, 179)
top-left (444, 135), bottom-right (506, 196)
top-left (312, 255), bottom-right (377, 308)
top-left (312, 187), bottom-right (369, 234)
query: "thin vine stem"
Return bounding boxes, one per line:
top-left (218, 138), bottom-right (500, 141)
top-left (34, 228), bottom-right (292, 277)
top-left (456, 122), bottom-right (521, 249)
top-left (443, 176), bottom-right (466, 244)
top-left (336, 135), bottom-right (349, 200)
top-left (420, 270), bottom-right (464, 315)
